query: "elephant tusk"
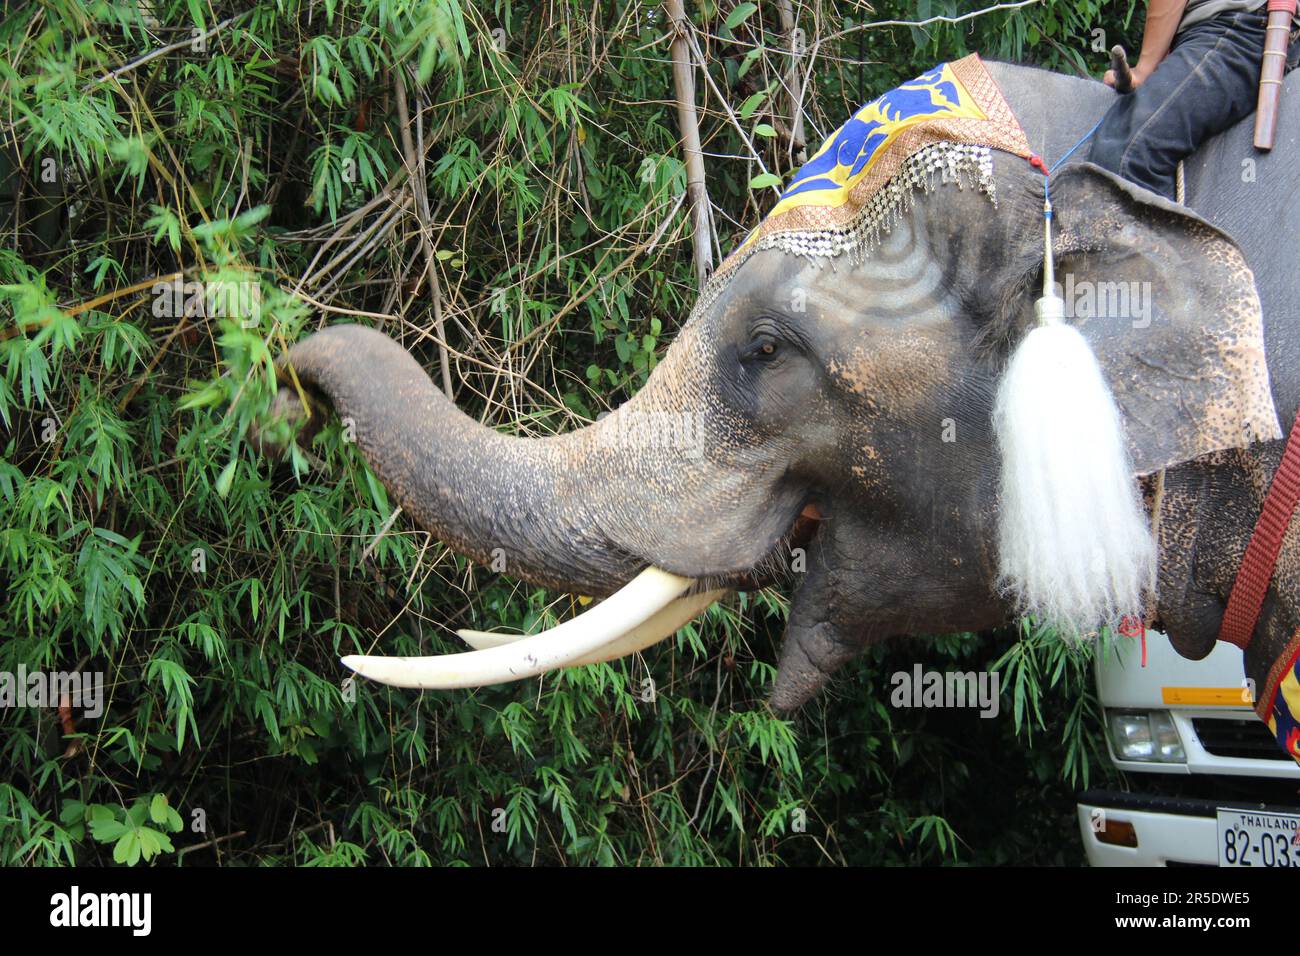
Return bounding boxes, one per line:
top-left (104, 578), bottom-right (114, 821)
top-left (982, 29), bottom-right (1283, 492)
top-left (340, 567), bottom-right (694, 689)
top-left (457, 588), bottom-right (728, 665)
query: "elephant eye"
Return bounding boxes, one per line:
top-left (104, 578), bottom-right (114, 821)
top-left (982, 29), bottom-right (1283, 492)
top-left (746, 334), bottom-right (781, 362)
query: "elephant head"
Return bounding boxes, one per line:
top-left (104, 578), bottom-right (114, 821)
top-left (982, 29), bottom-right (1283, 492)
top-left (272, 132), bottom-right (1277, 709)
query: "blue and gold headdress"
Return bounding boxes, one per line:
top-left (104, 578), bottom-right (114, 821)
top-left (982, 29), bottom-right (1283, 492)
top-left (702, 54), bottom-right (1032, 298)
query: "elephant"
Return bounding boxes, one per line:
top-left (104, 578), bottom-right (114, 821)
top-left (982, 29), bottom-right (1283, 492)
top-left (266, 57), bottom-right (1300, 751)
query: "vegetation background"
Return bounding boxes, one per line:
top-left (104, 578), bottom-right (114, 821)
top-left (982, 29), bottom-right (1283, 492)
top-left (1, 0), bottom-right (1141, 866)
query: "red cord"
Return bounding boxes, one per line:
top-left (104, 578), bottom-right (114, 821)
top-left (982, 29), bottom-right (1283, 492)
top-left (1119, 615), bottom-right (1148, 667)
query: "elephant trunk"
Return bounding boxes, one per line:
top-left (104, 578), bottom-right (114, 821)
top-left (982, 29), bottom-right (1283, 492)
top-left (270, 323), bottom-right (811, 689)
top-left (272, 324), bottom-right (650, 597)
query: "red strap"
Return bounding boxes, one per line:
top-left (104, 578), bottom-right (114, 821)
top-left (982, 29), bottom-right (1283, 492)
top-left (1266, 0), bottom-right (1296, 14)
top-left (1219, 408), bottom-right (1300, 649)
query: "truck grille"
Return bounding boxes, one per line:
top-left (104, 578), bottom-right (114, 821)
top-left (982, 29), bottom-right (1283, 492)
top-left (1191, 718), bottom-right (1288, 760)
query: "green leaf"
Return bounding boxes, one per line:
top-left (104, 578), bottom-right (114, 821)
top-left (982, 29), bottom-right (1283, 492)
top-left (725, 2), bottom-right (758, 30)
top-left (738, 91), bottom-right (766, 120)
top-left (613, 333), bottom-right (632, 364)
top-left (113, 831), bottom-right (142, 866)
top-left (126, 800), bottom-right (148, 828)
top-left (186, 0), bottom-right (206, 32)
top-left (177, 382), bottom-right (226, 412)
top-left (90, 818), bottom-right (129, 844)
top-left (235, 205), bottom-right (271, 230)
top-left (149, 794), bottom-right (169, 826)
top-left (215, 458), bottom-right (237, 498)
top-left (749, 172), bottom-right (782, 189)
top-left (59, 801), bottom-right (85, 827)
top-left (737, 46), bottom-right (763, 78)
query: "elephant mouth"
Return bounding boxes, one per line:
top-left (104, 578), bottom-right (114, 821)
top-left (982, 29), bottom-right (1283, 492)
top-left (700, 499), bottom-right (825, 593)
top-left (340, 496), bottom-right (828, 691)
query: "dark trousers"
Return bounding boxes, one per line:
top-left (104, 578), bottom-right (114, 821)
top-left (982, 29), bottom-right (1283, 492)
top-left (1088, 9), bottom-right (1300, 201)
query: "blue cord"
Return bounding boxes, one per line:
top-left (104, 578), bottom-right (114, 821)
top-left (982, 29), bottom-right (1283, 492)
top-left (1043, 115), bottom-right (1106, 202)
top-left (1036, 115), bottom-right (1105, 304)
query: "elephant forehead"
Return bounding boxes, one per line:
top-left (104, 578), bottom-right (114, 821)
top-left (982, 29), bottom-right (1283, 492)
top-left (806, 269), bottom-right (951, 328)
top-left (725, 248), bottom-right (952, 338)
top-left (803, 222), bottom-right (951, 319)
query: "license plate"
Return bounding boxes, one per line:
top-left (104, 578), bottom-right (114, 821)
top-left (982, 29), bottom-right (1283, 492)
top-left (1217, 808), bottom-right (1300, 866)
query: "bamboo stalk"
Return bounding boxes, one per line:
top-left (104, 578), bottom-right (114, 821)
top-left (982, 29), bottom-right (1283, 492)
top-left (776, 0), bottom-right (807, 164)
top-left (664, 0), bottom-right (714, 288)
top-left (395, 68), bottom-right (455, 399)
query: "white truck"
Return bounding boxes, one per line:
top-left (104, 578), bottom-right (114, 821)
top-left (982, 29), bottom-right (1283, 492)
top-left (1076, 631), bottom-right (1300, 866)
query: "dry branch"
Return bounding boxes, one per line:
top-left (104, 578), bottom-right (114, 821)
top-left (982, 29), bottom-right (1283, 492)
top-left (394, 68), bottom-right (455, 399)
top-left (776, 0), bottom-right (807, 164)
top-left (664, 0), bottom-right (715, 288)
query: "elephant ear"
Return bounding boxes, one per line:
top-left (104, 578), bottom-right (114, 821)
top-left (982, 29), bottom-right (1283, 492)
top-left (999, 162), bottom-right (1282, 473)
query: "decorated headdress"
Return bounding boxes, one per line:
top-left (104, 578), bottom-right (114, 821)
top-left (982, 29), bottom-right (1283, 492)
top-left (697, 54), bottom-right (1033, 311)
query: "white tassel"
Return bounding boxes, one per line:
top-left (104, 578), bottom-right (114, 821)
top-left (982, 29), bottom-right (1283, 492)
top-left (992, 196), bottom-right (1155, 638)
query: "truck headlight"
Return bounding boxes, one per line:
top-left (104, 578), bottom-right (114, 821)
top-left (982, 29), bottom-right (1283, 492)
top-left (1106, 710), bottom-right (1186, 762)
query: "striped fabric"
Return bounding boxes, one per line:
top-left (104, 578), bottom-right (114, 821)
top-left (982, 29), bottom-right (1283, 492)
top-left (1261, 631), bottom-right (1300, 763)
